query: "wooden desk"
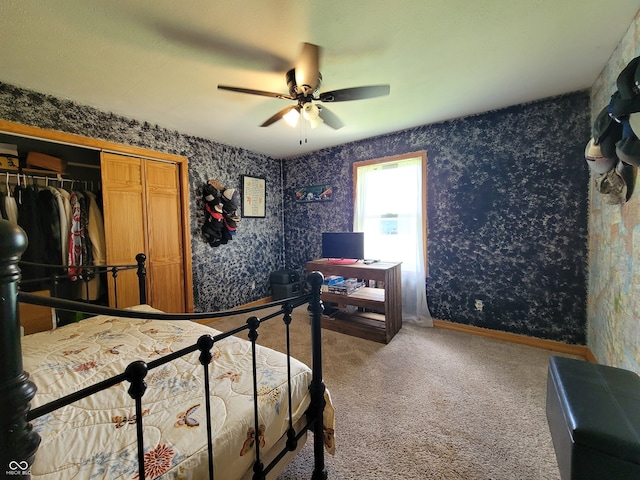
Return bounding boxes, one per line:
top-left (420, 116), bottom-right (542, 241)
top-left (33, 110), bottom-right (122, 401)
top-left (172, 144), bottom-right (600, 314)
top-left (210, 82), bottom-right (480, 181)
top-left (306, 259), bottom-right (402, 343)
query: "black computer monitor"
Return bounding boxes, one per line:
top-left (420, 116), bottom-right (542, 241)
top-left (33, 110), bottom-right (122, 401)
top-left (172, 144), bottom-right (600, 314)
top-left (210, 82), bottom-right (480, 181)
top-left (321, 232), bottom-right (364, 264)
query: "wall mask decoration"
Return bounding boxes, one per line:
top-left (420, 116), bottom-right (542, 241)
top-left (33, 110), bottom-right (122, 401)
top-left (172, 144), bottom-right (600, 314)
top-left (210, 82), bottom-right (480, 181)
top-left (202, 179), bottom-right (241, 247)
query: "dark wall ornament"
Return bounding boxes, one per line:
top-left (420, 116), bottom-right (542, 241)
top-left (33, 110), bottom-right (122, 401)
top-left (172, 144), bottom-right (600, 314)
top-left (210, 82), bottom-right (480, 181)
top-left (201, 179), bottom-right (241, 247)
top-left (295, 184), bottom-right (333, 203)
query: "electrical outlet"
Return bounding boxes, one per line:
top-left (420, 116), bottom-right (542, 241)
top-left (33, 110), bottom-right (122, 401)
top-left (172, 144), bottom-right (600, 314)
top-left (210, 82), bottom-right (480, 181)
top-left (474, 299), bottom-right (484, 311)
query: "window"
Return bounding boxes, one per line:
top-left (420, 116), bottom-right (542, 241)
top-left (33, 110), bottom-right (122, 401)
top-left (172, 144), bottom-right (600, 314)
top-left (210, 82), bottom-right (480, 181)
top-left (353, 153), bottom-right (427, 273)
top-left (353, 152), bottom-right (431, 326)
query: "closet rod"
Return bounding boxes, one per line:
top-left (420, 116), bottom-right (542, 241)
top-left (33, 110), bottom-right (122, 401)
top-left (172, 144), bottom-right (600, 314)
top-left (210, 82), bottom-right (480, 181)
top-left (3, 171), bottom-right (67, 182)
top-left (3, 172), bottom-right (95, 190)
top-left (2, 169), bottom-right (68, 179)
top-left (27, 174), bottom-right (63, 182)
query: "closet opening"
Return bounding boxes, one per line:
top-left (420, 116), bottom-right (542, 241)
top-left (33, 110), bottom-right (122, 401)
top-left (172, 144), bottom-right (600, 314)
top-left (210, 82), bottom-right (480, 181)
top-left (0, 120), bottom-right (195, 314)
top-left (1, 132), bottom-right (105, 325)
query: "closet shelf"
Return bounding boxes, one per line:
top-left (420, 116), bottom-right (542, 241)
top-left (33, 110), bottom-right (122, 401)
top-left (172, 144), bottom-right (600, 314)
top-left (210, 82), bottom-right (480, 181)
top-left (1, 163), bottom-right (100, 175)
top-left (68, 162), bottom-right (100, 169)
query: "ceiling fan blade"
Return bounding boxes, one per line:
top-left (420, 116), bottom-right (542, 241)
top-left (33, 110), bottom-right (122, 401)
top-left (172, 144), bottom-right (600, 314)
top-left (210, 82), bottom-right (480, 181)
top-left (260, 105), bottom-right (300, 127)
top-left (295, 43), bottom-right (320, 94)
top-left (218, 85), bottom-right (294, 100)
top-left (318, 85), bottom-right (390, 102)
top-left (318, 106), bottom-right (344, 130)
top-left (156, 25), bottom-right (290, 72)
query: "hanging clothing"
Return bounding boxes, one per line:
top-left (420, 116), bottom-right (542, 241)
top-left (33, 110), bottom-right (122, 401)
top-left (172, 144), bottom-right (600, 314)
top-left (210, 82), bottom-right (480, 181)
top-left (68, 191), bottom-right (95, 282)
top-left (37, 187), bottom-right (62, 266)
top-left (68, 191), bottom-right (84, 278)
top-left (85, 191), bottom-right (105, 267)
top-left (76, 190), bottom-right (106, 301)
top-left (0, 191), bottom-right (8, 220)
top-left (16, 184), bottom-right (47, 287)
top-left (77, 191), bottom-right (94, 268)
top-left (1, 172), bottom-right (106, 304)
top-left (57, 187), bottom-right (72, 263)
top-left (4, 190), bottom-right (18, 223)
top-left (47, 186), bottom-right (69, 264)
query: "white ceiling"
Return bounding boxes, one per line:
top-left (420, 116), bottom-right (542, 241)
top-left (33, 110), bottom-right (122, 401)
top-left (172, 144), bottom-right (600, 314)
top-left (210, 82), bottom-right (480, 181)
top-left (0, 1), bottom-right (639, 159)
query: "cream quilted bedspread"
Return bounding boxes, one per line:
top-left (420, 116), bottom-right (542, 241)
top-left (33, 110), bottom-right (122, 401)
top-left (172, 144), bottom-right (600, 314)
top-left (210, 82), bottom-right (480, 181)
top-left (21, 305), bottom-right (334, 479)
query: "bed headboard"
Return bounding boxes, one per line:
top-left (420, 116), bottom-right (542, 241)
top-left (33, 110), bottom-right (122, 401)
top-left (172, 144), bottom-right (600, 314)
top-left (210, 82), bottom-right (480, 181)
top-left (0, 220), bottom-right (41, 469)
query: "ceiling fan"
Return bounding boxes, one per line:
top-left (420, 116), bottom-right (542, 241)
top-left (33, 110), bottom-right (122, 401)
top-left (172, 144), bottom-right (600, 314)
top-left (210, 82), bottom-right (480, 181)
top-left (218, 43), bottom-right (390, 130)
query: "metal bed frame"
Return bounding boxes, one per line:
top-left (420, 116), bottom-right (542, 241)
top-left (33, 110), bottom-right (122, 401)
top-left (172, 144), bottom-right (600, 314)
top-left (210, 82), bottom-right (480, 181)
top-left (0, 219), bottom-right (328, 479)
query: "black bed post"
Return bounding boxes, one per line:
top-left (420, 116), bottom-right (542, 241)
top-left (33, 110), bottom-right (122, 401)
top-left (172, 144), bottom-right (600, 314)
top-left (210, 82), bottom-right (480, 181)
top-left (0, 220), bottom-right (41, 477)
top-left (307, 271), bottom-right (328, 480)
top-left (135, 253), bottom-right (147, 305)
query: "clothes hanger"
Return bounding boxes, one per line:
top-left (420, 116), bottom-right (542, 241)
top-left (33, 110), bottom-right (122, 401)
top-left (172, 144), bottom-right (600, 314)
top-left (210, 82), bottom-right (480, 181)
top-left (6, 172), bottom-right (15, 197)
top-left (16, 172), bottom-right (22, 204)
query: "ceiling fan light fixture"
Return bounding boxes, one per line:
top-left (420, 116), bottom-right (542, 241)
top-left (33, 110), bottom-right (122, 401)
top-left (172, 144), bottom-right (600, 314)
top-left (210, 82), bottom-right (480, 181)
top-left (302, 102), bottom-right (319, 119)
top-left (302, 102), bottom-right (323, 128)
top-left (308, 115), bottom-right (324, 129)
top-left (283, 108), bottom-right (300, 127)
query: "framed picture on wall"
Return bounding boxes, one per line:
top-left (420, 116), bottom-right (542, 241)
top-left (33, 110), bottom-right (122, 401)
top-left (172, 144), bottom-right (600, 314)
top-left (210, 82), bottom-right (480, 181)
top-left (295, 184), bottom-right (334, 203)
top-left (241, 175), bottom-right (266, 218)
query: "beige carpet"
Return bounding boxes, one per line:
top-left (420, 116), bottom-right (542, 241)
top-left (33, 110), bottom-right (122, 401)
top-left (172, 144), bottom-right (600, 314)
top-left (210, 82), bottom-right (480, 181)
top-left (209, 306), bottom-right (570, 480)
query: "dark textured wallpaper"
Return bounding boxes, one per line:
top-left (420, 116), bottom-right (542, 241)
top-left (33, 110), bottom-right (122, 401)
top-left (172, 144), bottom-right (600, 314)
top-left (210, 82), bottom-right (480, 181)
top-left (0, 82), bottom-right (284, 312)
top-left (0, 82), bottom-right (590, 343)
top-left (284, 92), bottom-right (590, 344)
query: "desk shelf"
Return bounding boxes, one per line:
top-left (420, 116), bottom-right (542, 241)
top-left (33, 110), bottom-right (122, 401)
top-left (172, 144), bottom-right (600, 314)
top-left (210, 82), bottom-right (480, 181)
top-left (306, 259), bottom-right (402, 344)
top-left (321, 286), bottom-right (384, 310)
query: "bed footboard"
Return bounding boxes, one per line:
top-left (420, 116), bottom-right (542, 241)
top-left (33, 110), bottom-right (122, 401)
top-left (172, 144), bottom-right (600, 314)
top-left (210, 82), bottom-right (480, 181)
top-left (1, 218), bottom-right (329, 479)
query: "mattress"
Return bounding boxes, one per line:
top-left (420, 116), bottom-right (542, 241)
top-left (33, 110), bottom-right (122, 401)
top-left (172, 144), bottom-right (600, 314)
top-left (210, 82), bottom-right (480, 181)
top-left (21, 305), bottom-right (335, 479)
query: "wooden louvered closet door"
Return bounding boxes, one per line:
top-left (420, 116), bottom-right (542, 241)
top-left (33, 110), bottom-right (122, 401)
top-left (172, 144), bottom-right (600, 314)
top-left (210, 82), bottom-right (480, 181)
top-left (101, 153), bottom-right (147, 309)
top-left (144, 159), bottom-right (186, 312)
top-left (101, 152), bottom-right (186, 312)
